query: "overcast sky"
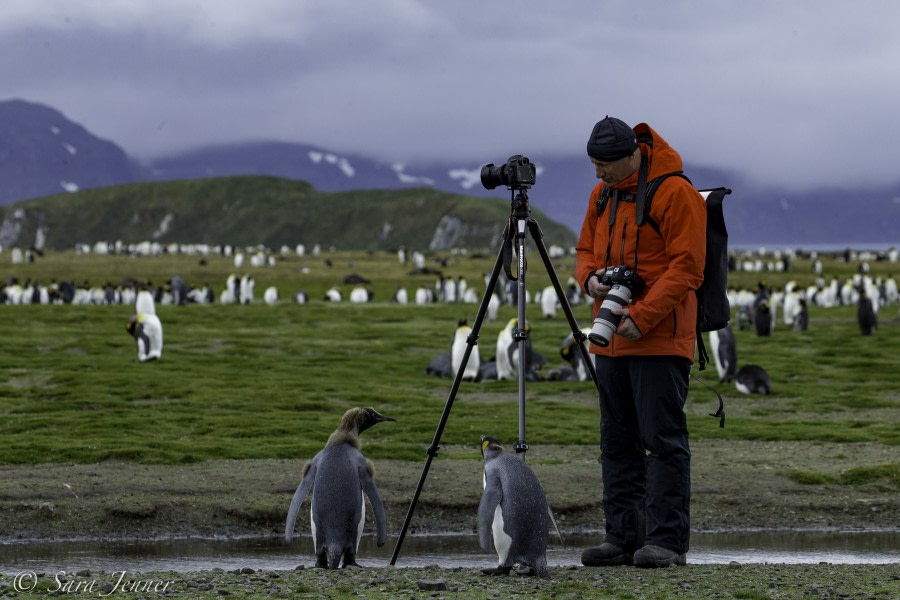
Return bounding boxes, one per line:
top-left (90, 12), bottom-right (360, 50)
top-left (2, 0), bottom-right (899, 190)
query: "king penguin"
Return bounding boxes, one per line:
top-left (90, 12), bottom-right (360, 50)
top-left (478, 436), bottom-right (550, 578)
top-left (135, 286), bottom-right (156, 315)
top-left (284, 407), bottom-right (395, 569)
top-left (708, 324), bottom-right (738, 383)
top-left (451, 319), bottom-right (480, 381)
top-left (857, 288), bottom-right (878, 335)
top-left (735, 364), bottom-right (772, 395)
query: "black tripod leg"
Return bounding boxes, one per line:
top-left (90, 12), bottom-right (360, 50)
top-left (527, 218), bottom-right (599, 388)
top-left (513, 217), bottom-right (529, 453)
top-left (389, 230), bottom-right (509, 566)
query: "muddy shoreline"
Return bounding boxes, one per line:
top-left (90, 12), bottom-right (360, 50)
top-left (1, 440), bottom-right (897, 544)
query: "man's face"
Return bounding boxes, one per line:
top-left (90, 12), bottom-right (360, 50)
top-left (590, 152), bottom-right (637, 186)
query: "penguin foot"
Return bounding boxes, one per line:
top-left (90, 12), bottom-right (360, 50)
top-left (514, 566), bottom-right (544, 577)
top-left (341, 553), bottom-right (361, 569)
top-left (314, 556), bottom-right (329, 569)
top-left (480, 566), bottom-right (512, 577)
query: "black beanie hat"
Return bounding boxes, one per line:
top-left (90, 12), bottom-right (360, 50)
top-left (586, 116), bottom-right (638, 161)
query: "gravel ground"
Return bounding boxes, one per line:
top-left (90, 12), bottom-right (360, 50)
top-left (1, 440), bottom-right (897, 599)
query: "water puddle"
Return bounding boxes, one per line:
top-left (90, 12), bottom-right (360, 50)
top-left (1, 531), bottom-right (897, 574)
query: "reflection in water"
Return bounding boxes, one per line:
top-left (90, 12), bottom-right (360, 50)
top-left (1, 531), bottom-right (897, 574)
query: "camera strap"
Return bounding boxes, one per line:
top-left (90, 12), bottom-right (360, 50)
top-left (502, 218), bottom-right (516, 281)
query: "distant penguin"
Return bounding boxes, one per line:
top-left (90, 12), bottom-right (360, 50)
top-left (59, 280), bottom-right (75, 304)
top-left (126, 313), bottom-right (163, 362)
top-left (294, 290), bottom-right (309, 304)
top-left (735, 364), bottom-right (771, 395)
top-left (393, 287), bottom-right (408, 304)
top-left (553, 329), bottom-right (591, 381)
top-left (782, 284), bottom-right (800, 326)
top-left (135, 288), bottom-right (156, 315)
top-left (170, 276), bottom-right (188, 306)
top-left (539, 285), bottom-right (559, 318)
top-left (425, 354), bottom-right (452, 378)
top-left (284, 407), bottom-right (395, 569)
top-left (264, 286), bottom-right (279, 306)
top-left (754, 300), bottom-right (772, 336)
top-left (323, 287), bottom-right (343, 302)
top-left (857, 290), bottom-right (877, 335)
top-left (414, 287), bottom-right (432, 304)
top-left (478, 436), bottom-right (550, 578)
top-left (709, 325), bottom-right (738, 383)
top-left (486, 293), bottom-right (501, 322)
top-left (478, 361), bottom-right (498, 381)
top-left (495, 318), bottom-right (517, 380)
top-left (451, 320), bottom-right (480, 381)
top-left (349, 286), bottom-right (371, 303)
top-left (792, 298), bottom-right (809, 332)
top-left (240, 274), bottom-right (255, 304)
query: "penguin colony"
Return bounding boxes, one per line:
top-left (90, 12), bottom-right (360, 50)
top-left (284, 407), bottom-right (395, 569)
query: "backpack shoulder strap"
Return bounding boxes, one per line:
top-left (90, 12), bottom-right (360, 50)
top-left (638, 172), bottom-right (692, 235)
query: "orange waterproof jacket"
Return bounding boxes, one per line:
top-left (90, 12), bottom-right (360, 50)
top-left (575, 123), bottom-right (706, 361)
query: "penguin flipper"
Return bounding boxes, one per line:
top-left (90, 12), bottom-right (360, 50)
top-left (284, 461), bottom-right (318, 543)
top-left (358, 463), bottom-right (388, 547)
top-left (477, 478), bottom-right (502, 553)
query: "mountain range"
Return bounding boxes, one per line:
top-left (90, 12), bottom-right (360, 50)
top-left (1, 99), bottom-right (898, 250)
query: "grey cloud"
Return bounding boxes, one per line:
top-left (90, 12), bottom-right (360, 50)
top-left (1, 0), bottom-right (898, 188)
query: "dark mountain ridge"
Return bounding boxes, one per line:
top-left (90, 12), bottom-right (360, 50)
top-left (1, 99), bottom-right (897, 249)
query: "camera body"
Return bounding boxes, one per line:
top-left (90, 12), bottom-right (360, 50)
top-left (481, 155), bottom-right (537, 190)
top-left (588, 266), bottom-right (646, 347)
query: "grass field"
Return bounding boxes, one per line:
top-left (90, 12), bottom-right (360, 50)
top-left (1, 248), bottom-right (898, 479)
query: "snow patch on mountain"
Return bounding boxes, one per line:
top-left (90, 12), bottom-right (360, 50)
top-left (391, 163), bottom-right (434, 185)
top-left (308, 151), bottom-right (354, 177)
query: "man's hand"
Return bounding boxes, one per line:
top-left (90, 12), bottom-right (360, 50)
top-left (586, 269), bottom-right (610, 300)
top-left (611, 307), bottom-right (642, 340)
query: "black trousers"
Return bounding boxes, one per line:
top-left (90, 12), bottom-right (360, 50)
top-left (594, 354), bottom-right (691, 554)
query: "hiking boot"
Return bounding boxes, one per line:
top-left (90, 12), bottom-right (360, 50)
top-left (633, 545), bottom-right (686, 568)
top-left (581, 543), bottom-right (633, 567)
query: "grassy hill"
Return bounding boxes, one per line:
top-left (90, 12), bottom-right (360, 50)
top-left (0, 176), bottom-right (577, 252)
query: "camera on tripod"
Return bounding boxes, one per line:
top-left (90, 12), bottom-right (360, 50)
top-left (587, 266), bottom-right (646, 347)
top-left (481, 155), bottom-right (537, 190)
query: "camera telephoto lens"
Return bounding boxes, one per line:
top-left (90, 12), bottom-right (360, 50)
top-left (588, 284), bottom-right (632, 347)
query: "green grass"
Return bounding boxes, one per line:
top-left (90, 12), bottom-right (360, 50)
top-left (1, 249), bottom-right (898, 465)
top-left (785, 463), bottom-right (900, 489)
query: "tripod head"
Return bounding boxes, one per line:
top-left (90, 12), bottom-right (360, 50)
top-left (510, 188), bottom-right (531, 220)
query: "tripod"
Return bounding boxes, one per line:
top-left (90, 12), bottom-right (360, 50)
top-left (389, 185), bottom-right (599, 565)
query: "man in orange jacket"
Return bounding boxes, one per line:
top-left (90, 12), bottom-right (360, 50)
top-left (575, 116), bottom-right (706, 568)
